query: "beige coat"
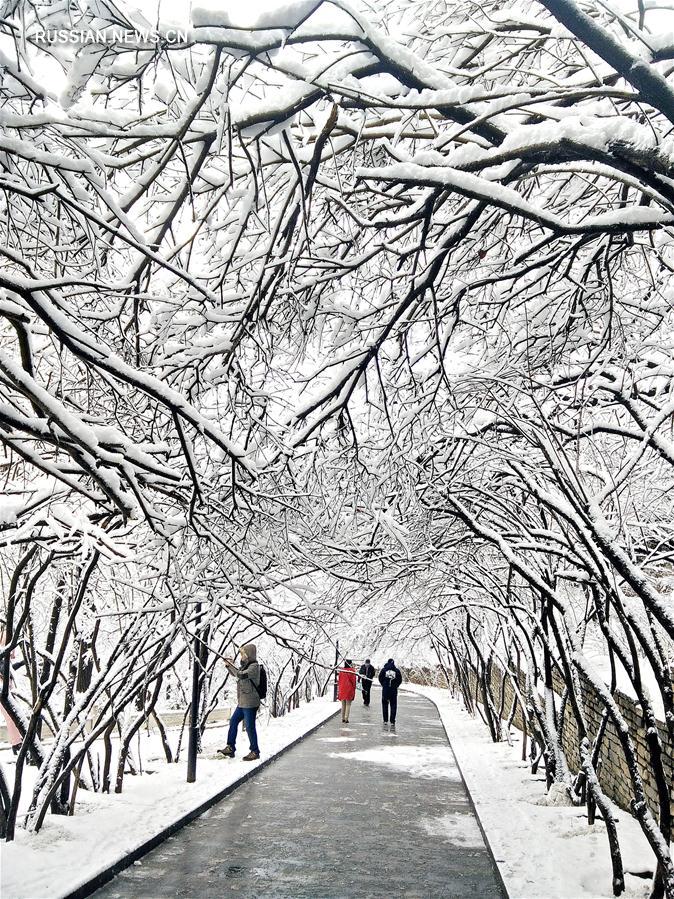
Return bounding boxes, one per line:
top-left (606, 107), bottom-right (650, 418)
top-left (226, 643), bottom-right (261, 709)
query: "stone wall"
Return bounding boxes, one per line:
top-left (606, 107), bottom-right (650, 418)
top-left (456, 662), bottom-right (674, 818)
top-left (401, 665), bottom-right (449, 688)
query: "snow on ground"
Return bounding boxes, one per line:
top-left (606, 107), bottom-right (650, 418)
top-left (330, 744), bottom-right (464, 781)
top-left (0, 698), bottom-right (337, 899)
top-left (1, 687), bottom-right (661, 899)
top-left (418, 811), bottom-right (485, 847)
top-left (408, 685), bottom-right (655, 899)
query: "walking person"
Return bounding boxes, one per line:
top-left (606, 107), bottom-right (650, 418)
top-left (358, 658), bottom-right (376, 706)
top-left (337, 659), bottom-right (357, 723)
top-left (379, 658), bottom-right (403, 727)
top-left (218, 644), bottom-right (262, 761)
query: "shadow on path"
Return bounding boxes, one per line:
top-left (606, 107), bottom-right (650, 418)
top-left (94, 692), bottom-right (504, 898)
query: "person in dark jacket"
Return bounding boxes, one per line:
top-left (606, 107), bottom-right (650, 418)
top-left (358, 659), bottom-right (376, 706)
top-left (218, 643), bottom-right (261, 761)
top-left (378, 658), bottom-right (403, 726)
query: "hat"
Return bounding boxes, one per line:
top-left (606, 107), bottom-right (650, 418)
top-left (345, 658), bottom-right (353, 666)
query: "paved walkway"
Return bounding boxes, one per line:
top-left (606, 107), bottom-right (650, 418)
top-left (94, 692), bottom-right (504, 899)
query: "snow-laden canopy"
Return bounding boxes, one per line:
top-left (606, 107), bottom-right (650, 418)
top-left (2, 0), bottom-right (674, 894)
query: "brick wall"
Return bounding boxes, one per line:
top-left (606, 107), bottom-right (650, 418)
top-left (455, 662), bottom-right (674, 818)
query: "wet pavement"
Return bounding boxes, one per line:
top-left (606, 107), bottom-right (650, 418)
top-left (94, 691), bottom-right (504, 899)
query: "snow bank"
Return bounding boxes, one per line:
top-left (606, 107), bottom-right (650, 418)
top-left (407, 685), bottom-right (656, 899)
top-left (0, 698), bottom-right (338, 899)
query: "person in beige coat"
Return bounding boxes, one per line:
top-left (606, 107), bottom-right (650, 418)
top-left (218, 643), bottom-right (261, 761)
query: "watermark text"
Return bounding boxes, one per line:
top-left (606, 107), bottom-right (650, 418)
top-left (33, 27), bottom-right (189, 46)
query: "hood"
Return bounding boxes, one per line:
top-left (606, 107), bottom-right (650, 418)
top-left (384, 659), bottom-right (396, 669)
top-left (241, 643), bottom-right (257, 662)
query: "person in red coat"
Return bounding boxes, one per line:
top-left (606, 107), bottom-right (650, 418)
top-left (337, 659), bottom-right (357, 723)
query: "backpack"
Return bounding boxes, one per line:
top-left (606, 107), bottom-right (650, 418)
top-left (253, 664), bottom-right (268, 700)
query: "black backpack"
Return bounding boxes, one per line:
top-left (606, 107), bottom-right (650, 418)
top-left (253, 664), bottom-right (268, 700)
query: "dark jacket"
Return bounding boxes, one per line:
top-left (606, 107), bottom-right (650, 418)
top-left (359, 663), bottom-right (376, 683)
top-left (378, 661), bottom-right (402, 696)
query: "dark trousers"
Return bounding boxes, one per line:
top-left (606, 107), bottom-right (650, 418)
top-left (227, 706), bottom-right (259, 754)
top-left (362, 682), bottom-right (372, 705)
top-left (382, 692), bottom-right (398, 724)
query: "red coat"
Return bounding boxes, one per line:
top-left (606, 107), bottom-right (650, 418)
top-left (337, 666), bottom-right (357, 701)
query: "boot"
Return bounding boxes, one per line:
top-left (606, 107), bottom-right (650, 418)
top-left (217, 745), bottom-right (235, 758)
top-left (243, 750), bottom-right (260, 761)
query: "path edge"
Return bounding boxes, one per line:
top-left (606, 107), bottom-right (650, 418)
top-left (62, 706), bottom-right (341, 899)
top-left (404, 686), bottom-right (510, 899)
